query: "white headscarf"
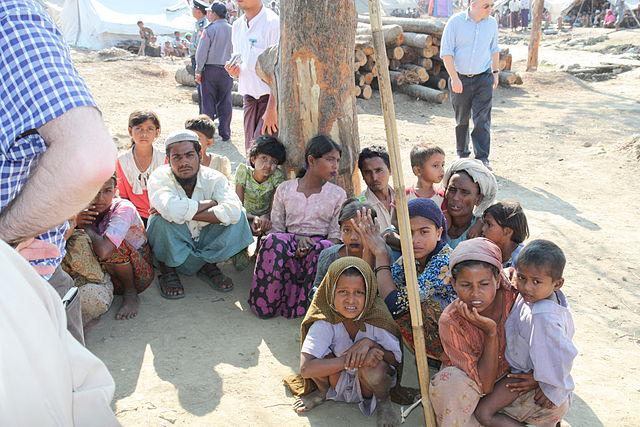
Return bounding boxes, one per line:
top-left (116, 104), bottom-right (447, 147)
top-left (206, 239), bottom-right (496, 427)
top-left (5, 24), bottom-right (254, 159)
top-left (442, 158), bottom-right (498, 217)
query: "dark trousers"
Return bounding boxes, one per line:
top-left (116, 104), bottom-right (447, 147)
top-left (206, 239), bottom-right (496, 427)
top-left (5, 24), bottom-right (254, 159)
top-left (49, 265), bottom-right (85, 345)
top-left (202, 65), bottom-right (233, 141)
top-left (242, 94), bottom-right (269, 152)
top-left (450, 71), bottom-right (494, 161)
top-left (521, 9), bottom-right (530, 27)
top-left (191, 56), bottom-right (202, 114)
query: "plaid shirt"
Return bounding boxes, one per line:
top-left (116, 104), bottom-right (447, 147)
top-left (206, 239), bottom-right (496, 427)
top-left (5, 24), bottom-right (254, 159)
top-left (0, 0), bottom-right (96, 277)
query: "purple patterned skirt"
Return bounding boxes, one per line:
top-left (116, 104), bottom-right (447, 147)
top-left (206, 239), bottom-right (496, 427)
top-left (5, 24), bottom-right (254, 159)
top-left (248, 232), bottom-right (332, 319)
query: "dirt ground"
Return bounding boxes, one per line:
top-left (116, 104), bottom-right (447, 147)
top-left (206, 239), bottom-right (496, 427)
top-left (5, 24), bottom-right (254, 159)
top-left (73, 27), bottom-right (640, 426)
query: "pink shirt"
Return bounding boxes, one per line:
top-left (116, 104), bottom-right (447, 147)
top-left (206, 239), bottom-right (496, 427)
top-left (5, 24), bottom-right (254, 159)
top-left (270, 179), bottom-right (346, 240)
top-left (97, 198), bottom-right (147, 250)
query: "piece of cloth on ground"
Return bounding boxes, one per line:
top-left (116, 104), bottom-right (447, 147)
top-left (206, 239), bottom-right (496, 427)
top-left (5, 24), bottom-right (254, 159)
top-left (0, 239), bottom-right (117, 426)
top-left (147, 213), bottom-right (253, 275)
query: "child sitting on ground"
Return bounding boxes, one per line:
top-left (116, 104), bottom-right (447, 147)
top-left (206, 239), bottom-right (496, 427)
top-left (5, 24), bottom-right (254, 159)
top-left (116, 110), bottom-right (165, 226)
top-left (474, 239), bottom-right (577, 426)
top-left (292, 257), bottom-right (401, 425)
top-left (235, 135), bottom-right (286, 236)
top-left (185, 115), bottom-right (231, 180)
top-left (481, 200), bottom-right (529, 268)
top-left (72, 175), bottom-right (154, 321)
top-left (406, 143), bottom-right (446, 207)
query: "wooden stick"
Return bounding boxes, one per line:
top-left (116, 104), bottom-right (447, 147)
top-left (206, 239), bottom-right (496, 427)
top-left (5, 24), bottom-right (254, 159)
top-left (527, 0), bottom-right (545, 71)
top-left (367, 1), bottom-right (436, 426)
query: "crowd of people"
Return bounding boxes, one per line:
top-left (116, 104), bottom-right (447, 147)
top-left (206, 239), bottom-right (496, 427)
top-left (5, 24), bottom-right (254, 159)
top-left (1, 0), bottom-right (580, 425)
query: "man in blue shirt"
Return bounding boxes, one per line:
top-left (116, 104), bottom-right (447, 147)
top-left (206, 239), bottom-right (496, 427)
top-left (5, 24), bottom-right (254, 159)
top-left (191, 0), bottom-right (210, 113)
top-left (441, 0), bottom-right (501, 169)
top-left (0, 0), bottom-right (116, 344)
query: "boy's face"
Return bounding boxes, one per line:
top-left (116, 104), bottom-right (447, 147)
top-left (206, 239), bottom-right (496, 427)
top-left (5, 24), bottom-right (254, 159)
top-left (414, 153), bottom-right (445, 184)
top-left (515, 264), bottom-right (563, 304)
top-left (340, 221), bottom-right (362, 254)
top-left (452, 264), bottom-right (498, 315)
top-left (333, 274), bottom-right (367, 319)
top-left (192, 130), bottom-right (213, 157)
top-left (252, 153), bottom-right (279, 181)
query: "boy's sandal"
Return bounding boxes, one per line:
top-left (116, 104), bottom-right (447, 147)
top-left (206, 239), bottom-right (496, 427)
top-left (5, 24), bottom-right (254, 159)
top-left (157, 272), bottom-right (185, 299)
top-left (197, 264), bottom-right (234, 292)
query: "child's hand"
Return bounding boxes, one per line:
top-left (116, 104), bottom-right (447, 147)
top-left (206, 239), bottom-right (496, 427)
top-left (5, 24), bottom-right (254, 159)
top-left (75, 207), bottom-right (99, 228)
top-left (344, 338), bottom-right (373, 369)
top-left (363, 347), bottom-right (385, 368)
top-left (534, 387), bottom-right (556, 409)
top-left (506, 372), bottom-right (538, 395)
top-left (253, 215), bottom-right (272, 234)
top-left (149, 207), bottom-right (159, 217)
top-left (351, 208), bottom-right (386, 257)
top-left (453, 300), bottom-right (497, 336)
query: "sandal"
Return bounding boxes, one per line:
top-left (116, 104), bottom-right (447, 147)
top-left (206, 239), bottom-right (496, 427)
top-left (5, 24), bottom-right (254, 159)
top-left (157, 272), bottom-right (185, 299)
top-left (390, 385), bottom-right (421, 405)
top-left (197, 264), bottom-right (234, 292)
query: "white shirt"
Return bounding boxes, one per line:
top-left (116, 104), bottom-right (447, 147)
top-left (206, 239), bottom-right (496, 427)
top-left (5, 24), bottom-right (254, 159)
top-left (0, 240), bottom-right (118, 426)
top-left (148, 164), bottom-right (243, 240)
top-left (510, 0), bottom-right (521, 12)
top-left (520, 0), bottom-right (530, 9)
top-left (231, 6), bottom-right (280, 98)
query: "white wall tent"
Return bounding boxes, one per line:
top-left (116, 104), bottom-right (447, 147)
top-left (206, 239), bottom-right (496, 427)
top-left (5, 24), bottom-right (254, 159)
top-left (55, 0), bottom-right (195, 49)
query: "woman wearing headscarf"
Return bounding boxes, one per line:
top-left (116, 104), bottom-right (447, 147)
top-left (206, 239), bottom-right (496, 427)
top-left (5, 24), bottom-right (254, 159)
top-left (286, 257), bottom-right (402, 425)
top-left (352, 199), bottom-right (454, 361)
top-left (429, 237), bottom-right (519, 426)
top-left (442, 158), bottom-right (498, 249)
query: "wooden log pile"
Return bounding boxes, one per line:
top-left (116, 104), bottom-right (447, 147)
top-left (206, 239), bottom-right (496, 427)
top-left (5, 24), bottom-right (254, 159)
top-left (354, 16), bottom-right (449, 104)
top-left (497, 48), bottom-right (523, 87)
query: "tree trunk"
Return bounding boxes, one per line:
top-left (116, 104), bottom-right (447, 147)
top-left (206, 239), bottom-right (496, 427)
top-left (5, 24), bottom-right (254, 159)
top-left (527, 0), bottom-right (545, 71)
top-left (403, 32), bottom-right (433, 49)
top-left (277, 1), bottom-right (360, 195)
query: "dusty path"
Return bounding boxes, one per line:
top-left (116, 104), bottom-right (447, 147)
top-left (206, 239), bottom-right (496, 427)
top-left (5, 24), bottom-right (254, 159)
top-left (77, 28), bottom-right (639, 426)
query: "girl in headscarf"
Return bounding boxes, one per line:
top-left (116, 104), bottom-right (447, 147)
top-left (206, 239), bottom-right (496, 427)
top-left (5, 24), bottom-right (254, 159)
top-left (428, 237), bottom-right (519, 426)
top-left (442, 158), bottom-right (498, 249)
top-left (292, 257), bottom-right (402, 425)
top-left (355, 199), bottom-right (454, 361)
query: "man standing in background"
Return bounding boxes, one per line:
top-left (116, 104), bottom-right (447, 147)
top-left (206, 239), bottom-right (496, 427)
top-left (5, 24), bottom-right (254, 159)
top-left (441, 0), bottom-right (500, 170)
top-left (520, 0), bottom-right (530, 29)
top-left (195, 2), bottom-right (234, 141)
top-left (190, 0), bottom-right (211, 113)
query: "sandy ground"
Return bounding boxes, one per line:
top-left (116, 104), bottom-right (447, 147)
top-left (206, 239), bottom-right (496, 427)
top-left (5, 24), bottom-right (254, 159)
top-left (73, 27), bottom-right (640, 426)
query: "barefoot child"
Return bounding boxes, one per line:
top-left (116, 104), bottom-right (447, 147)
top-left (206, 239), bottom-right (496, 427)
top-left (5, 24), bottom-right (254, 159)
top-left (293, 257), bottom-right (401, 425)
top-left (185, 115), bottom-right (231, 180)
top-left (235, 135), bottom-right (286, 236)
top-left (474, 240), bottom-right (577, 426)
top-left (73, 175), bottom-right (154, 320)
top-left (116, 110), bottom-right (165, 226)
top-left (481, 201), bottom-right (529, 268)
top-left (406, 143), bottom-right (446, 207)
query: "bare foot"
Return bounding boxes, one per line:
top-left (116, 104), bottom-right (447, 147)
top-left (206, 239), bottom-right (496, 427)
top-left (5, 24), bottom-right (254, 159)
top-left (376, 399), bottom-right (400, 427)
top-left (293, 390), bottom-right (325, 413)
top-left (116, 293), bottom-right (140, 320)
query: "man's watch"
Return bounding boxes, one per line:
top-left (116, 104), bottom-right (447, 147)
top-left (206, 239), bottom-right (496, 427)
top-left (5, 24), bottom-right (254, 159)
top-left (492, 70), bottom-right (500, 74)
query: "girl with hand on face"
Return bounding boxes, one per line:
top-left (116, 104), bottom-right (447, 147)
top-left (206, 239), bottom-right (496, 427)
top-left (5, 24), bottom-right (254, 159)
top-left (248, 135), bottom-right (347, 319)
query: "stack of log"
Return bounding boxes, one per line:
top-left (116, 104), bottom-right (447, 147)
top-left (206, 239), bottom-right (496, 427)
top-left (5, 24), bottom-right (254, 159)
top-left (497, 48), bottom-right (523, 87)
top-left (175, 61), bottom-right (245, 107)
top-left (353, 16), bottom-right (523, 102)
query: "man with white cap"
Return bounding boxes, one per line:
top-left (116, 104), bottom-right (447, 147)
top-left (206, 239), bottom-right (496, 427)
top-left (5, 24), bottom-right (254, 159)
top-left (225, 0), bottom-right (280, 152)
top-left (147, 130), bottom-right (253, 299)
top-left (195, 2), bottom-right (234, 141)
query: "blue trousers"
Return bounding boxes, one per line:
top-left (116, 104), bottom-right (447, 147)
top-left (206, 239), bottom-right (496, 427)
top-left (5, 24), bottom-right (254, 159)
top-left (201, 64), bottom-right (233, 141)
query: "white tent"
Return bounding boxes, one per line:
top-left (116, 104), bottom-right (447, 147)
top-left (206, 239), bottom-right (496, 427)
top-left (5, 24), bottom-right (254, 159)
top-left (57, 0), bottom-right (195, 49)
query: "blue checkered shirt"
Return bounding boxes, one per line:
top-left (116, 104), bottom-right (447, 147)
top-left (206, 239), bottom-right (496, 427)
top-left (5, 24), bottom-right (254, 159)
top-left (0, 0), bottom-right (96, 278)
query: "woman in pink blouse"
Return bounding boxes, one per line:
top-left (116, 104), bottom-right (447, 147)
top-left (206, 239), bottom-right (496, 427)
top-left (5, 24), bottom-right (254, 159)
top-left (248, 136), bottom-right (347, 319)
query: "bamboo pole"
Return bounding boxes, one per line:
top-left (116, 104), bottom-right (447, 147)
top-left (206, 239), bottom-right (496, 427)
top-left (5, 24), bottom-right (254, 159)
top-left (367, 1), bottom-right (436, 426)
top-left (527, 0), bottom-right (545, 71)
